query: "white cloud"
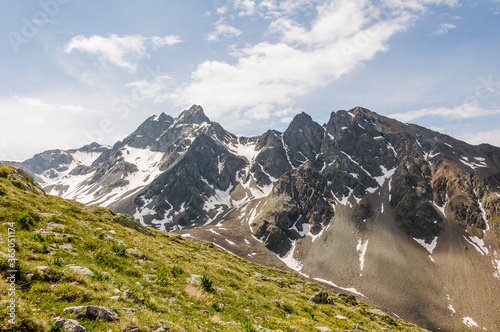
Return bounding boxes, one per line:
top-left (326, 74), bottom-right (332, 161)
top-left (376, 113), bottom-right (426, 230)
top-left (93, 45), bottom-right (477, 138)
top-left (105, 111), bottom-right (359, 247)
top-left (381, 0), bottom-right (460, 11)
top-left (65, 34), bottom-right (182, 71)
top-left (167, 0), bottom-right (414, 119)
top-left (150, 35), bottom-right (182, 48)
top-left (0, 95), bottom-right (101, 160)
top-left (216, 6), bottom-right (228, 15)
top-left (462, 130), bottom-right (500, 147)
top-left (233, 0), bottom-right (257, 16)
top-left (32, 18), bottom-right (55, 25)
top-left (13, 94), bottom-right (51, 109)
top-left (207, 22), bottom-right (242, 41)
top-left (226, 0), bottom-right (459, 17)
top-left (60, 104), bottom-right (88, 113)
top-left (65, 34), bottom-right (147, 71)
top-left (12, 93), bottom-right (95, 114)
top-left (390, 103), bottom-right (500, 122)
top-left (125, 75), bottom-right (173, 103)
top-left (432, 23), bottom-right (457, 35)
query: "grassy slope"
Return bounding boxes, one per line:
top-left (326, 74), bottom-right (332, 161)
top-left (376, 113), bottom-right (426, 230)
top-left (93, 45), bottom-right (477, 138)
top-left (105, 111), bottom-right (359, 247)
top-left (0, 164), bottom-right (427, 332)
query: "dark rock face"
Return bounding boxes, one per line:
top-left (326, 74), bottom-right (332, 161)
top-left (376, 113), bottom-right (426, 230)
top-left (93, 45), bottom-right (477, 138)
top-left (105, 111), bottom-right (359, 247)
top-left (119, 113), bottom-right (174, 149)
top-left (309, 291), bottom-right (334, 305)
top-left (390, 162), bottom-right (444, 243)
top-left (283, 112), bottom-right (325, 168)
top-left (252, 164), bottom-right (335, 256)
top-left (176, 105), bottom-right (210, 124)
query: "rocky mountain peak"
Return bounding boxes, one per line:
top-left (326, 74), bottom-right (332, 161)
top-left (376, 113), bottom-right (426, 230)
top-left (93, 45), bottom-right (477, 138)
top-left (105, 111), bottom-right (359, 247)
top-left (157, 112), bottom-right (173, 122)
top-left (291, 111), bottom-right (313, 123)
top-left (78, 142), bottom-right (109, 153)
top-left (176, 105), bottom-right (210, 125)
top-left (283, 112), bottom-right (324, 167)
top-left (118, 113), bottom-right (174, 149)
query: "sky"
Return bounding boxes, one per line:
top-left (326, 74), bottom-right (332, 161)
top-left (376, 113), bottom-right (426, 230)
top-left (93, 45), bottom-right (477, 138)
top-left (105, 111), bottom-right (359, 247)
top-left (1, 0), bottom-right (500, 161)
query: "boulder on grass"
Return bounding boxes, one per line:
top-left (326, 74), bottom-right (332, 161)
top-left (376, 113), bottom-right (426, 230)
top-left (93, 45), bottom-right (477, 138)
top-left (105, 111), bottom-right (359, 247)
top-left (53, 317), bottom-right (86, 332)
top-left (63, 305), bottom-right (119, 322)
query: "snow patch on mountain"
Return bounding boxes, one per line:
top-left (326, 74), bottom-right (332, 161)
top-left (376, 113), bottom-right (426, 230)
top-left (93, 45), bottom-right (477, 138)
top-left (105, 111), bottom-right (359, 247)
top-left (226, 139), bottom-right (260, 167)
top-left (374, 166), bottom-right (396, 187)
top-left (280, 133), bottom-right (295, 169)
top-left (413, 236), bottom-right (438, 254)
top-left (341, 151), bottom-right (373, 178)
top-left (201, 177), bottom-right (233, 210)
top-left (462, 317), bottom-right (479, 328)
top-left (278, 240), bottom-right (303, 272)
top-left (464, 236), bottom-right (489, 256)
top-left (476, 196), bottom-right (490, 231)
top-left (356, 239), bottom-right (369, 275)
top-left (492, 251), bottom-right (500, 280)
top-left (387, 143), bottom-right (398, 157)
top-left (433, 201), bottom-right (446, 217)
top-left (459, 156), bottom-right (488, 169)
top-left (313, 278), bottom-right (365, 298)
top-left (423, 150), bottom-right (440, 162)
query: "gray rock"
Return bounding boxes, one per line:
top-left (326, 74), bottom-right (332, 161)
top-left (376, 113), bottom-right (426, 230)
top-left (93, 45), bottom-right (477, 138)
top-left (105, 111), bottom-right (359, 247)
top-left (366, 308), bottom-right (388, 317)
top-left (252, 273), bottom-right (284, 286)
top-left (309, 291), bottom-right (334, 305)
top-left (187, 274), bottom-right (202, 285)
top-left (126, 247), bottom-right (143, 255)
top-left (122, 290), bottom-right (143, 304)
top-left (153, 328), bottom-right (170, 332)
top-left (59, 243), bottom-right (73, 250)
top-left (123, 328), bottom-right (140, 332)
top-left (63, 305), bottom-right (119, 322)
top-left (315, 327), bottom-right (333, 332)
top-left (153, 321), bottom-right (187, 332)
top-left (65, 264), bottom-right (94, 276)
top-left (46, 222), bottom-right (64, 230)
top-left (336, 293), bottom-right (358, 305)
top-left (142, 273), bottom-right (157, 282)
top-left (36, 266), bottom-right (50, 274)
top-left (53, 317), bottom-right (86, 332)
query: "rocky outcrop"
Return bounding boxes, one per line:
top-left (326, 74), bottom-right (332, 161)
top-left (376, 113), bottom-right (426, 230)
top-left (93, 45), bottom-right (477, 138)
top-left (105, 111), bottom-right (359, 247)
top-left (252, 164), bottom-right (335, 256)
top-left (53, 317), bottom-right (86, 332)
top-left (309, 291), bottom-right (334, 305)
top-left (65, 265), bottom-right (94, 276)
top-left (63, 306), bottom-right (119, 322)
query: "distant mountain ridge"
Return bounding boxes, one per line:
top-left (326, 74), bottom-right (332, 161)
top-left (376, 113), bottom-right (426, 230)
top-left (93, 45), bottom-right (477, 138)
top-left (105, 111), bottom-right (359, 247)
top-left (10, 105), bottom-right (500, 331)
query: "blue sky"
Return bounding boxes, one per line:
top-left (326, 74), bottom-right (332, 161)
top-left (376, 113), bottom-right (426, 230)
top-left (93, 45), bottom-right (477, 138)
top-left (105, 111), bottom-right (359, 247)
top-left (1, 0), bottom-right (499, 160)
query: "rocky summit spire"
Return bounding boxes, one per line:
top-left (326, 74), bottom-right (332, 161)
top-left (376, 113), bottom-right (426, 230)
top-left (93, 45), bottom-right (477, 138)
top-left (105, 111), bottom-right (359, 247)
top-left (176, 105), bottom-right (210, 125)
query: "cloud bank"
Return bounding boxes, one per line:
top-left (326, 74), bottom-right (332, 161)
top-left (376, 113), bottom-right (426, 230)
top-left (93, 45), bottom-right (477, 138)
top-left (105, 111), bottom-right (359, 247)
top-left (165, 0), bottom-right (459, 120)
top-left (65, 34), bottom-right (182, 71)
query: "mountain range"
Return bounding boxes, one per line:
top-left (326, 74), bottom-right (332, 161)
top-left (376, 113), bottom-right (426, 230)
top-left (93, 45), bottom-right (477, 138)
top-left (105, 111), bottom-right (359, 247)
top-left (9, 105), bottom-right (500, 331)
